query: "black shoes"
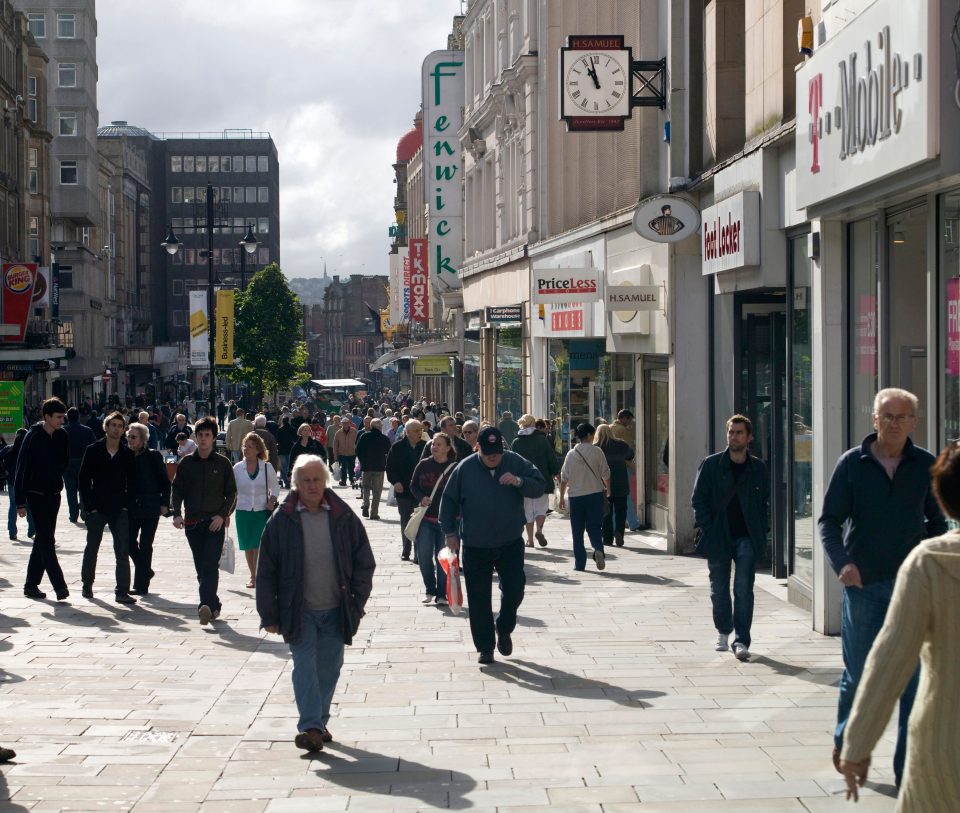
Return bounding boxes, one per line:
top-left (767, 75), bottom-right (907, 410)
top-left (129, 588), bottom-right (149, 596)
top-left (115, 594), bottom-right (137, 605)
top-left (81, 584), bottom-right (93, 599)
top-left (496, 630), bottom-right (513, 657)
top-left (370, 514), bottom-right (380, 520)
top-left (361, 506), bottom-right (369, 517)
top-left (478, 651), bottom-right (495, 665)
top-left (23, 585), bottom-right (46, 599)
top-left (614, 534), bottom-right (625, 547)
top-left (55, 588), bottom-right (69, 601)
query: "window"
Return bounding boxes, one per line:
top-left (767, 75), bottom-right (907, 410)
top-left (27, 13), bottom-right (45, 38)
top-left (29, 217), bottom-right (38, 236)
top-left (257, 155), bottom-right (268, 172)
top-left (222, 248), bottom-right (233, 266)
top-left (196, 155), bottom-right (207, 173)
top-left (185, 249), bottom-right (195, 266)
top-left (59, 160), bottom-right (78, 185)
top-left (212, 248), bottom-right (221, 265)
top-left (233, 186), bottom-right (244, 204)
top-left (172, 279), bottom-right (183, 296)
top-left (58, 265), bottom-right (73, 289)
top-left (57, 13), bottom-right (76, 38)
top-left (221, 155), bottom-right (232, 172)
top-left (258, 247), bottom-right (269, 264)
top-left (171, 187), bottom-right (182, 203)
top-left (58, 112), bottom-right (78, 136)
top-left (171, 155), bottom-right (182, 172)
top-left (245, 155), bottom-right (256, 173)
top-left (29, 238), bottom-right (39, 260)
top-left (220, 187), bottom-right (231, 203)
top-left (183, 155), bottom-right (195, 172)
top-left (183, 186), bottom-right (197, 203)
top-left (245, 186), bottom-right (256, 203)
top-left (258, 217), bottom-right (269, 234)
top-left (208, 155), bottom-right (219, 172)
top-left (234, 155), bottom-right (242, 172)
top-left (28, 169), bottom-right (38, 194)
top-left (257, 186), bottom-right (269, 203)
top-left (26, 76), bottom-right (38, 122)
top-left (58, 62), bottom-right (76, 87)
top-left (232, 217), bottom-right (243, 234)
top-left (173, 310), bottom-right (185, 327)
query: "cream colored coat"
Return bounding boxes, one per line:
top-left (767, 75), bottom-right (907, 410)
top-left (842, 532), bottom-right (960, 812)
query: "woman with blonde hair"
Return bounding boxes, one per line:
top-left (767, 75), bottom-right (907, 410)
top-left (233, 432), bottom-right (279, 588)
top-left (511, 414), bottom-right (560, 547)
top-left (594, 423), bottom-right (634, 547)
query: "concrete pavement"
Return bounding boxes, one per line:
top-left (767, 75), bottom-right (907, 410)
top-left (0, 484), bottom-right (897, 812)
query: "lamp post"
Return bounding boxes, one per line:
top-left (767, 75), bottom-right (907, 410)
top-left (239, 224), bottom-right (259, 289)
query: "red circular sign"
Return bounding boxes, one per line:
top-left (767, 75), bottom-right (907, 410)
top-left (4, 265), bottom-right (33, 294)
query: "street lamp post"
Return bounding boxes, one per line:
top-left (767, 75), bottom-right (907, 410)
top-left (239, 224), bottom-right (259, 289)
top-left (161, 182), bottom-right (258, 417)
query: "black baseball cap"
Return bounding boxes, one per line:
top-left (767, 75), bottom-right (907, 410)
top-left (478, 427), bottom-right (504, 455)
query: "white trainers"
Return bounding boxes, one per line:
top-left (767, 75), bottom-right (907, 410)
top-left (421, 594), bottom-right (434, 604)
top-left (715, 633), bottom-right (729, 652)
top-left (732, 642), bottom-right (750, 661)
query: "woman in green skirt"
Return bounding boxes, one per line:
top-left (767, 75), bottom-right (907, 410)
top-left (233, 432), bottom-right (279, 588)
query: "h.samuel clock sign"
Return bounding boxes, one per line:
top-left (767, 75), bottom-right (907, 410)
top-left (795, 0), bottom-right (938, 210)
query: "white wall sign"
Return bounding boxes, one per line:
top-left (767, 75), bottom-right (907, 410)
top-left (422, 51), bottom-right (465, 291)
top-left (795, 0), bottom-right (938, 210)
top-left (605, 285), bottom-right (661, 310)
top-left (701, 191), bottom-right (761, 275)
top-left (532, 268), bottom-right (601, 303)
top-left (632, 195), bottom-right (701, 243)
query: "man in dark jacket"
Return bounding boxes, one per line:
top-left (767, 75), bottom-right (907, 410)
top-left (355, 418), bottom-right (391, 520)
top-left (386, 420), bottom-right (427, 560)
top-left (64, 406), bottom-right (96, 523)
top-left (171, 417), bottom-right (237, 625)
top-left (6, 426), bottom-right (34, 541)
top-left (256, 454), bottom-right (375, 753)
top-left (253, 414), bottom-right (281, 474)
top-left (79, 411), bottom-right (137, 603)
top-left (421, 415), bottom-right (474, 462)
top-left (15, 397), bottom-right (70, 600)
top-left (691, 414), bottom-right (769, 662)
top-left (440, 426), bottom-right (545, 665)
top-left (165, 413), bottom-right (192, 452)
top-left (818, 388), bottom-right (946, 787)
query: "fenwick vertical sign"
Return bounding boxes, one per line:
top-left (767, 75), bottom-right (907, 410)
top-left (409, 238), bottom-right (430, 323)
top-left (422, 51), bottom-right (464, 292)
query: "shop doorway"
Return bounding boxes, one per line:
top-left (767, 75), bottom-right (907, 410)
top-left (642, 358), bottom-right (669, 533)
top-left (736, 295), bottom-right (789, 577)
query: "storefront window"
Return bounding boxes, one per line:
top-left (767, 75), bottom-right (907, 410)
top-left (942, 192), bottom-right (960, 445)
top-left (848, 219), bottom-right (879, 440)
top-left (547, 340), bottom-right (570, 455)
top-left (495, 326), bottom-right (522, 417)
top-left (594, 354), bottom-right (637, 424)
top-left (790, 237), bottom-right (814, 588)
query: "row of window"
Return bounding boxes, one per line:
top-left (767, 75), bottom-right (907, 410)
top-left (171, 217), bottom-right (270, 235)
top-left (171, 186), bottom-right (269, 204)
top-left (27, 12), bottom-right (76, 40)
top-left (171, 155), bottom-right (270, 174)
top-left (170, 247), bottom-right (270, 267)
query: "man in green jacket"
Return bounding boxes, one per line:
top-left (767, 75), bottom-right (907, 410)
top-left (691, 414), bottom-right (769, 662)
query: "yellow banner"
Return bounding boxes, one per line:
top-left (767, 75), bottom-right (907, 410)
top-left (215, 288), bottom-right (234, 367)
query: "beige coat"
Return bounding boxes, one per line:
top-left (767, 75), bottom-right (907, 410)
top-left (225, 417), bottom-right (254, 451)
top-left (842, 532), bottom-right (960, 812)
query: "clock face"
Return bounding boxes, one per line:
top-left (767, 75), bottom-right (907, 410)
top-left (564, 51), bottom-right (630, 116)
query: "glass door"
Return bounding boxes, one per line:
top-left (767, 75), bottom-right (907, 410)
top-left (643, 359), bottom-right (669, 533)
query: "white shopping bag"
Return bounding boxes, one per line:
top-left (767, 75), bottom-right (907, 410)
top-left (437, 547), bottom-right (463, 615)
top-left (386, 488), bottom-right (397, 506)
top-left (219, 531), bottom-right (236, 574)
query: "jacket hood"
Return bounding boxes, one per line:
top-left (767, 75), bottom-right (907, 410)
top-left (517, 427), bottom-right (536, 436)
top-left (922, 533), bottom-right (960, 582)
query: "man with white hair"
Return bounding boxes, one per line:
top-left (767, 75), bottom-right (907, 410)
top-left (254, 414), bottom-right (281, 475)
top-left (136, 410), bottom-right (163, 451)
top-left (257, 454), bottom-right (375, 753)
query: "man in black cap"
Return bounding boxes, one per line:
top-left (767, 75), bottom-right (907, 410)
top-left (439, 426), bottom-right (545, 665)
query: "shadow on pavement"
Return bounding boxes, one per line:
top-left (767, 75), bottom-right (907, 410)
top-left (864, 780), bottom-right (898, 799)
top-left (524, 562), bottom-right (578, 586)
top-left (41, 598), bottom-right (190, 632)
top-left (486, 658), bottom-right (666, 707)
top-left (751, 654), bottom-right (841, 687)
top-left (594, 570), bottom-right (688, 587)
top-left (209, 621), bottom-right (289, 658)
top-left (514, 615), bottom-right (546, 628)
top-left (305, 742), bottom-right (477, 808)
top-left (0, 763), bottom-right (31, 811)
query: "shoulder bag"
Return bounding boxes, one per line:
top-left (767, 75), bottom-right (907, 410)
top-left (404, 461), bottom-right (456, 543)
top-left (575, 446), bottom-right (611, 517)
top-left (264, 462), bottom-right (277, 513)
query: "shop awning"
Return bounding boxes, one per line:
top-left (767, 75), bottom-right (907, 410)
top-left (310, 378), bottom-right (367, 388)
top-left (370, 338), bottom-right (467, 371)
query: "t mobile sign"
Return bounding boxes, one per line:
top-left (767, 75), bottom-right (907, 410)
top-left (409, 239), bottom-right (429, 323)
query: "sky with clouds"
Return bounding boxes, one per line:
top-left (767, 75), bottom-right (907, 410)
top-left (96, 0), bottom-right (461, 280)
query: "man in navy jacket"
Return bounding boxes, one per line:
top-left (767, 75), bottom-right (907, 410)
top-left (440, 426), bottom-right (545, 665)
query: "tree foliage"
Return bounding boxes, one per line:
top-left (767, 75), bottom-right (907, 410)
top-left (225, 263), bottom-right (308, 399)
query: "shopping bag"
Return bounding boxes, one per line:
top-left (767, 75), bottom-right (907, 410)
top-left (219, 531), bottom-right (236, 574)
top-left (404, 506), bottom-right (427, 543)
top-left (437, 547), bottom-right (463, 615)
top-left (386, 488), bottom-right (397, 507)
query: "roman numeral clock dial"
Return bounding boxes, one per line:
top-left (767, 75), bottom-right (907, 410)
top-left (566, 53), bottom-right (626, 112)
top-left (559, 38), bottom-right (633, 131)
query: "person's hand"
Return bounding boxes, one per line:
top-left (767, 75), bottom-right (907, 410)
top-left (839, 757), bottom-right (869, 801)
top-left (499, 472), bottom-right (520, 486)
top-left (558, 497), bottom-right (566, 510)
top-left (420, 497), bottom-right (431, 507)
top-left (839, 563), bottom-right (863, 588)
top-left (209, 515), bottom-right (225, 532)
top-left (445, 535), bottom-right (460, 554)
top-left (264, 624), bottom-right (279, 634)
top-left (172, 516), bottom-right (184, 529)
top-left (159, 506), bottom-right (169, 516)
top-left (394, 483), bottom-right (404, 494)
top-left (16, 507), bottom-right (25, 518)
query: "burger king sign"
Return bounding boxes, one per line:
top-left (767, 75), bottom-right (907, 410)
top-left (1, 263), bottom-right (37, 343)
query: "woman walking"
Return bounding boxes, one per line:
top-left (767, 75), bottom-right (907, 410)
top-left (594, 423), bottom-right (635, 547)
top-left (126, 422), bottom-right (170, 595)
top-left (276, 413), bottom-right (297, 488)
top-left (408, 433), bottom-right (457, 605)
top-left (559, 424), bottom-right (610, 571)
top-left (511, 414), bottom-right (560, 547)
top-left (233, 432), bottom-right (279, 588)
top-left (290, 422), bottom-right (326, 481)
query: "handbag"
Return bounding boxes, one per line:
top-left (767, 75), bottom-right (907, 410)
top-left (404, 462), bottom-right (456, 543)
top-left (575, 446), bottom-right (611, 518)
top-left (264, 462), bottom-right (277, 512)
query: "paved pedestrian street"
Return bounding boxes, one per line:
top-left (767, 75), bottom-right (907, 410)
top-left (0, 489), bottom-right (897, 812)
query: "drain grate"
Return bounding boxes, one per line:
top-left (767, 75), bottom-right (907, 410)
top-left (120, 730), bottom-right (179, 744)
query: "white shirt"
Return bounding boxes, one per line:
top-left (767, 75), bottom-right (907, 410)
top-left (233, 459), bottom-right (279, 512)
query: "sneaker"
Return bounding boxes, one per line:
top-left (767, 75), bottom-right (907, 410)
top-left (535, 531), bottom-right (548, 547)
top-left (496, 630), bottom-right (513, 657)
top-left (421, 594), bottom-right (435, 604)
top-left (715, 633), bottom-right (729, 652)
top-left (115, 593), bottom-right (137, 605)
top-left (593, 549), bottom-right (605, 570)
top-left (81, 584), bottom-right (93, 599)
top-left (435, 596), bottom-right (448, 606)
top-left (23, 585), bottom-right (46, 600)
top-left (477, 650), bottom-right (494, 665)
top-left (294, 728), bottom-right (324, 752)
top-left (198, 604), bottom-right (213, 625)
top-left (732, 642), bottom-right (750, 661)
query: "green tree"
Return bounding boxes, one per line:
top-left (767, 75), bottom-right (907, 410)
top-left (225, 263), bottom-right (309, 403)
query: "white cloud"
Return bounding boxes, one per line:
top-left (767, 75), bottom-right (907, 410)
top-left (96, 0), bottom-right (458, 279)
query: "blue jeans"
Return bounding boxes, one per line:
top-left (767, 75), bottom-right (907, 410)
top-left (708, 536), bottom-right (755, 647)
top-left (415, 520), bottom-right (446, 598)
top-left (289, 607), bottom-right (344, 733)
top-left (836, 581), bottom-right (918, 786)
top-left (569, 492), bottom-right (605, 570)
top-left (278, 454), bottom-right (290, 486)
top-left (7, 482), bottom-right (34, 538)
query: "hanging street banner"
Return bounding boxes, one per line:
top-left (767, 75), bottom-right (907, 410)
top-left (1, 264), bottom-right (37, 343)
top-left (0, 380), bottom-right (23, 434)
top-left (409, 238), bottom-right (430, 323)
top-left (422, 50), bottom-right (464, 291)
top-left (188, 289), bottom-right (208, 367)
top-left (215, 288), bottom-right (234, 367)
top-left (402, 249), bottom-right (411, 323)
top-left (389, 252), bottom-right (402, 326)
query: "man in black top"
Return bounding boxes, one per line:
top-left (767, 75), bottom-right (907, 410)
top-left (421, 415), bottom-right (474, 462)
top-left (15, 398), bottom-right (70, 600)
top-left (356, 418), bottom-right (391, 520)
top-left (386, 419), bottom-right (427, 560)
top-left (79, 411), bottom-right (137, 603)
top-left (64, 406), bottom-right (96, 523)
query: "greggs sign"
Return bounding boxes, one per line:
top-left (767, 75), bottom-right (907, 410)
top-left (409, 238), bottom-right (429, 323)
top-left (532, 268), bottom-right (601, 304)
top-left (796, 0), bottom-right (937, 209)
